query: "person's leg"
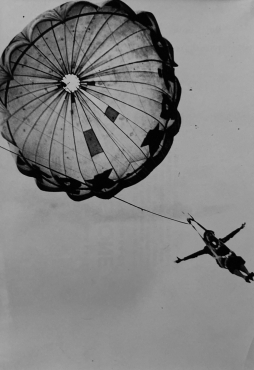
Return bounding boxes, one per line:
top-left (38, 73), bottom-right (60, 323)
top-left (233, 269), bottom-right (251, 282)
top-left (239, 265), bottom-right (254, 280)
top-left (239, 264), bottom-right (249, 275)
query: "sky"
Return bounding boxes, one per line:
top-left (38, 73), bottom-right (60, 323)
top-left (0, 0), bottom-right (254, 369)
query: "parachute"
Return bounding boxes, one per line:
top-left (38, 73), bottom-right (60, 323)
top-left (0, 0), bottom-right (181, 201)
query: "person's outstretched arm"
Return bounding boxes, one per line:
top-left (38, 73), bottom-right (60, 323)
top-left (175, 248), bottom-right (207, 263)
top-left (220, 223), bottom-right (246, 243)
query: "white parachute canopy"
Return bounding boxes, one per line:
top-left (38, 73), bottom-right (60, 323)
top-left (0, 0), bottom-right (181, 201)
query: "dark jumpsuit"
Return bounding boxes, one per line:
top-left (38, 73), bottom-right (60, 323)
top-left (182, 227), bottom-right (245, 273)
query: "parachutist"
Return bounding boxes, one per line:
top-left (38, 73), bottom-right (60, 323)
top-left (175, 222), bottom-right (254, 283)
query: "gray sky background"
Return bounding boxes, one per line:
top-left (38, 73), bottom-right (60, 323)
top-left (0, 0), bottom-right (254, 369)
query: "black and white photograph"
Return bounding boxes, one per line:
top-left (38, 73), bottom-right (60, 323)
top-left (0, 1), bottom-right (253, 369)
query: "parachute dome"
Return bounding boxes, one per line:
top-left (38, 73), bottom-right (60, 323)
top-left (0, 0), bottom-right (181, 201)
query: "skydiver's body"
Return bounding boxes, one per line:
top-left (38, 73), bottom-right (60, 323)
top-left (175, 223), bottom-right (254, 283)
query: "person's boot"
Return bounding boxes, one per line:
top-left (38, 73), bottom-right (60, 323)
top-left (247, 272), bottom-right (254, 281)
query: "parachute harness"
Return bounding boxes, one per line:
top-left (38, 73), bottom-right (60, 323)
top-left (187, 214), bottom-right (225, 268)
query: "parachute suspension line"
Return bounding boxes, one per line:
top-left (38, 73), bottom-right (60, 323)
top-left (0, 144), bottom-right (91, 187)
top-left (1, 108), bottom-right (106, 177)
top-left (189, 218), bottom-right (207, 232)
top-left (76, 92), bottom-right (143, 171)
top-left (3, 85), bottom-right (119, 176)
top-left (77, 90), bottom-right (147, 161)
top-left (103, 17), bottom-right (163, 150)
top-left (184, 213), bottom-right (208, 234)
top-left (188, 219), bottom-right (205, 240)
top-left (187, 215), bottom-right (223, 267)
top-left (63, 17), bottom-right (128, 121)
top-left (69, 13), bottom-right (156, 156)
top-left (63, 19), bottom-right (149, 164)
top-left (9, 76), bottom-right (138, 180)
top-left (104, 20), bottom-right (146, 110)
top-left (1, 143), bottom-right (185, 225)
top-left (113, 196), bottom-right (188, 224)
top-left (102, 17), bottom-right (170, 142)
top-left (7, 78), bottom-right (75, 130)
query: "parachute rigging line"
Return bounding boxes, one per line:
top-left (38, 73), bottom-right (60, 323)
top-left (114, 196), bottom-right (188, 224)
top-left (185, 214), bottom-right (208, 238)
top-left (186, 215), bottom-right (223, 266)
top-left (0, 143), bottom-right (90, 186)
top-left (188, 220), bottom-right (205, 239)
top-left (0, 143), bottom-right (188, 224)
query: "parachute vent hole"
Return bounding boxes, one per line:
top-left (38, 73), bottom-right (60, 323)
top-left (61, 74), bottom-right (80, 93)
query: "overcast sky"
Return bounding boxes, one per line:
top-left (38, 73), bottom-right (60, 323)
top-left (0, 0), bottom-right (254, 369)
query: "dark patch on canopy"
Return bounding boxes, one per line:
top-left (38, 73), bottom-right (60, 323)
top-left (83, 129), bottom-right (103, 157)
top-left (141, 124), bottom-right (164, 157)
top-left (87, 169), bottom-right (115, 190)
